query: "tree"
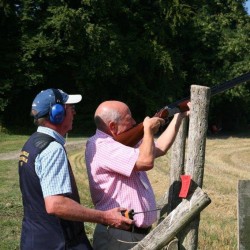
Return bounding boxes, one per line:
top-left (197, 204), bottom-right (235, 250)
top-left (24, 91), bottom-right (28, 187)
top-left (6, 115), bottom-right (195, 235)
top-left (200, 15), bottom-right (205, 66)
top-left (0, 0), bottom-right (21, 112)
top-left (1, 0), bottom-right (249, 132)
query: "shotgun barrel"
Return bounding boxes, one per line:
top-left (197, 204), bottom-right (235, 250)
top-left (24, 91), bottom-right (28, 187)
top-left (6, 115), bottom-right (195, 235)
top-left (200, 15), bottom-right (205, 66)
top-left (114, 72), bottom-right (250, 146)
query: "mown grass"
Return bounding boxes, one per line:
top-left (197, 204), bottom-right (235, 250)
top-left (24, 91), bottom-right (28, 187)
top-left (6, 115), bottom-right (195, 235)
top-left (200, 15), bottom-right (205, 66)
top-left (0, 159), bottom-right (22, 250)
top-left (0, 135), bottom-right (29, 153)
top-left (0, 132), bottom-right (249, 249)
top-left (197, 136), bottom-right (250, 249)
top-left (0, 133), bottom-right (93, 249)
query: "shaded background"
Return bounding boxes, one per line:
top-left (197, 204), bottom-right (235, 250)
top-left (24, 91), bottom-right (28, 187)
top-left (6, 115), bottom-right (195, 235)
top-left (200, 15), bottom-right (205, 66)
top-left (0, 0), bottom-right (250, 136)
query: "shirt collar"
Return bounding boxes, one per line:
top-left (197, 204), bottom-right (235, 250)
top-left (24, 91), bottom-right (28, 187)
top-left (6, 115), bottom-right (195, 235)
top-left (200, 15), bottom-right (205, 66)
top-left (96, 129), bottom-right (112, 138)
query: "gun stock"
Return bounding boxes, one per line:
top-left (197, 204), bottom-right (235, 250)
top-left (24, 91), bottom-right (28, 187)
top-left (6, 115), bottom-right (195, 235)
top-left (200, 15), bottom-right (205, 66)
top-left (114, 99), bottom-right (190, 147)
top-left (113, 123), bottom-right (144, 147)
top-left (114, 72), bottom-right (250, 147)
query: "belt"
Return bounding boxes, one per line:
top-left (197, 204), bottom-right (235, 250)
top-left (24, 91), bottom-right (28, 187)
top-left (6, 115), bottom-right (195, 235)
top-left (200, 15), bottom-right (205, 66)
top-left (102, 224), bottom-right (151, 235)
top-left (129, 225), bottom-right (152, 235)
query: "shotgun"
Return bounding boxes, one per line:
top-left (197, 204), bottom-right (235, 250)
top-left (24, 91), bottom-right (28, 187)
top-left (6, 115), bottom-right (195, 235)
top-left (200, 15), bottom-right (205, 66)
top-left (114, 72), bottom-right (250, 147)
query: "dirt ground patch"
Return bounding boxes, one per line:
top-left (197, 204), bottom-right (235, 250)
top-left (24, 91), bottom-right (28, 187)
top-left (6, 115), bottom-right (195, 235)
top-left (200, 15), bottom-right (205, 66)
top-left (0, 140), bottom-right (86, 161)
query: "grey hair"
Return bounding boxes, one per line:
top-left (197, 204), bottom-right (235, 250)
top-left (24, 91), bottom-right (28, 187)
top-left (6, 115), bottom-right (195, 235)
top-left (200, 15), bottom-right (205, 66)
top-left (94, 108), bottom-right (121, 131)
top-left (30, 110), bottom-right (49, 126)
top-left (101, 108), bottom-right (120, 123)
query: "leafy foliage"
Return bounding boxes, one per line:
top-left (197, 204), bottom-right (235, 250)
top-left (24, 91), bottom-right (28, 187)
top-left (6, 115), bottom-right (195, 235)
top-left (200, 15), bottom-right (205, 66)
top-left (0, 0), bottom-right (249, 131)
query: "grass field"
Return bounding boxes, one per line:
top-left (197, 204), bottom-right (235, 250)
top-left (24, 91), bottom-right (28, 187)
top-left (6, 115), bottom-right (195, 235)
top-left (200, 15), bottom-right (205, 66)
top-left (0, 132), bottom-right (249, 249)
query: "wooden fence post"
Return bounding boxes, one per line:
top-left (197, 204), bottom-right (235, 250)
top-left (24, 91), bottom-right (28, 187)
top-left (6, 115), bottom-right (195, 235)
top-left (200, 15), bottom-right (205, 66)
top-left (134, 85), bottom-right (211, 250)
top-left (168, 118), bottom-right (188, 213)
top-left (238, 180), bottom-right (250, 250)
top-left (178, 85), bottom-right (211, 249)
top-left (158, 118), bottom-right (188, 217)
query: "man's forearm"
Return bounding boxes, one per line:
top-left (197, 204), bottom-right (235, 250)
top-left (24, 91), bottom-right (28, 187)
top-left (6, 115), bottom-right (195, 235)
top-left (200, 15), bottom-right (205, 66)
top-left (155, 113), bottom-right (184, 157)
top-left (44, 195), bottom-right (132, 229)
top-left (45, 195), bottom-right (106, 223)
top-left (135, 129), bottom-right (155, 171)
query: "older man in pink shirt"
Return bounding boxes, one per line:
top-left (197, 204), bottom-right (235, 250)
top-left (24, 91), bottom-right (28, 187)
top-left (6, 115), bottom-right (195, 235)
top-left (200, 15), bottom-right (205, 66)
top-left (85, 100), bottom-right (190, 250)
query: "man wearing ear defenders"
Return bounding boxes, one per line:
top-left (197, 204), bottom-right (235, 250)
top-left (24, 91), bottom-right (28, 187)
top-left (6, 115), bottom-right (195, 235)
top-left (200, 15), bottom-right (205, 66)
top-left (18, 89), bottom-right (133, 250)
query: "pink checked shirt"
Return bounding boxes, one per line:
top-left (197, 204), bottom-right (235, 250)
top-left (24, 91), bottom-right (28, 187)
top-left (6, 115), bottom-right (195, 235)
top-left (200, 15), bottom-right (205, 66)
top-left (85, 129), bottom-right (157, 228)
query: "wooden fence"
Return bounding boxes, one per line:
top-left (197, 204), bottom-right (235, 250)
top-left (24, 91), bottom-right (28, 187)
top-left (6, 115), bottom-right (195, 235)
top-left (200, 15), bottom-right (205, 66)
top-left (238, 180), bottom-right (250, 250)
top-left (132, 85), bottom-right (212, 249)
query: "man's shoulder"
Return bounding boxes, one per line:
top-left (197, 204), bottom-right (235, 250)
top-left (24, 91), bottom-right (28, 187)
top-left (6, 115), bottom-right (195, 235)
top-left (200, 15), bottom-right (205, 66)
top-left (37, 134), bottom-right (64, 157)
top-left (33, 132), bottom-right (55, 150)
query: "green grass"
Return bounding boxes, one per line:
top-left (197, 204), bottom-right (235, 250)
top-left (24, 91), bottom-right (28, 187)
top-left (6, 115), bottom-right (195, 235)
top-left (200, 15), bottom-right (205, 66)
top-left (0, 134), bottom-right (93, 249)
top-left (0, 132), bottom-right (84, 154)
top-left (1, 132), bottom-right (250, 249)
top-left (0, 160), bottom-right (22, 250)
top-left (0, 135), bottom-right (29, 153)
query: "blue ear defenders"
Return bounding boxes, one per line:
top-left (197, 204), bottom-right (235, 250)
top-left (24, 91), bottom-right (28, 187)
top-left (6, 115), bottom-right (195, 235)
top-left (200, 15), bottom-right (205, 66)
top-left (49, 89), bottom-right (65, 124)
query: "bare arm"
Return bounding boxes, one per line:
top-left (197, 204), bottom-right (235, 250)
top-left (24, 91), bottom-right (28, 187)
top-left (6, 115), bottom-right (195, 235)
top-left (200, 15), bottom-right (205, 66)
top-left (134, 116), bottom-right (165, 171)
top-left (44, 195), bottom-right (132, 229)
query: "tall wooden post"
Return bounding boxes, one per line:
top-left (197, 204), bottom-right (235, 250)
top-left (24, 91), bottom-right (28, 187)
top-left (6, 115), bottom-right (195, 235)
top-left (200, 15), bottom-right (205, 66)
top-left (134, 85), bottom-right (211, 250)
top-left (238, 180), bottom-right (250, 250)
top-left (179, 85), bottom-right (211, 249)
top-left (167, 118), bottom-right (188, 213)
top-left (157, 119), bottom-right (188, 217)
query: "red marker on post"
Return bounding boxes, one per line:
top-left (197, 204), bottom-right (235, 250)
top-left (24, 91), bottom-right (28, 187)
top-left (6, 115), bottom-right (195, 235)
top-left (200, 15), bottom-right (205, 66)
top-left (179, 175), bottom-right (191, 198)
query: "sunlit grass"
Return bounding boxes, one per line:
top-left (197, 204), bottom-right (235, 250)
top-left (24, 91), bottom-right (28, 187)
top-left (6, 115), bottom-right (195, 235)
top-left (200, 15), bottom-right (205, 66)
top-left (0, 134), bottom-right (29, 153)
top-left (0, 160), bottom-right (22, 250)
top-left (0, 134), bottom-right (249, 249)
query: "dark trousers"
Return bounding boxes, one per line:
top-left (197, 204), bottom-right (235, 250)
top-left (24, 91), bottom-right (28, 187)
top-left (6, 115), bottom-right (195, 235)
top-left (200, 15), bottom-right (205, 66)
top-left (93, 224), bottom-right (147, 250)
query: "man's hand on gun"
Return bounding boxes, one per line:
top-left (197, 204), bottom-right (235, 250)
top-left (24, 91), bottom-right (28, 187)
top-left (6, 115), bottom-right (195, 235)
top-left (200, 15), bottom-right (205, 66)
top-left (143, 116), bottom-right (165, 135)
top-left (179, 101), bottom-right (191, 119)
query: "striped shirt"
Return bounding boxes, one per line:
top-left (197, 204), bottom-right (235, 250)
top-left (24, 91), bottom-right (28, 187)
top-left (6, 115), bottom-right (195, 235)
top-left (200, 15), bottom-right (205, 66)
top-left (85, 129), bottom-right (157, 228)
top-left (35, 126), bottom-right (71, 197)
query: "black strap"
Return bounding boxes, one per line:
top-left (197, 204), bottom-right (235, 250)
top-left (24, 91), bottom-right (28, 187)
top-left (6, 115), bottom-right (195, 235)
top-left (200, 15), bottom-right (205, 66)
top-left (33, 132), bottom-right (55, 151)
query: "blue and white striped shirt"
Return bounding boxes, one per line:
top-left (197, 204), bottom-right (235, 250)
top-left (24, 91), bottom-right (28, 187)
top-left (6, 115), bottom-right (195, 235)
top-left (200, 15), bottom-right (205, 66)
top-left (35, 126), bottom-right (72, 197)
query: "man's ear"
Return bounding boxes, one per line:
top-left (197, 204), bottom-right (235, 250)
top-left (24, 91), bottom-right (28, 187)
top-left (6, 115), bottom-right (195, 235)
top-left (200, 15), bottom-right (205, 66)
top-left (109, 121), bottom-right (118, 135)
